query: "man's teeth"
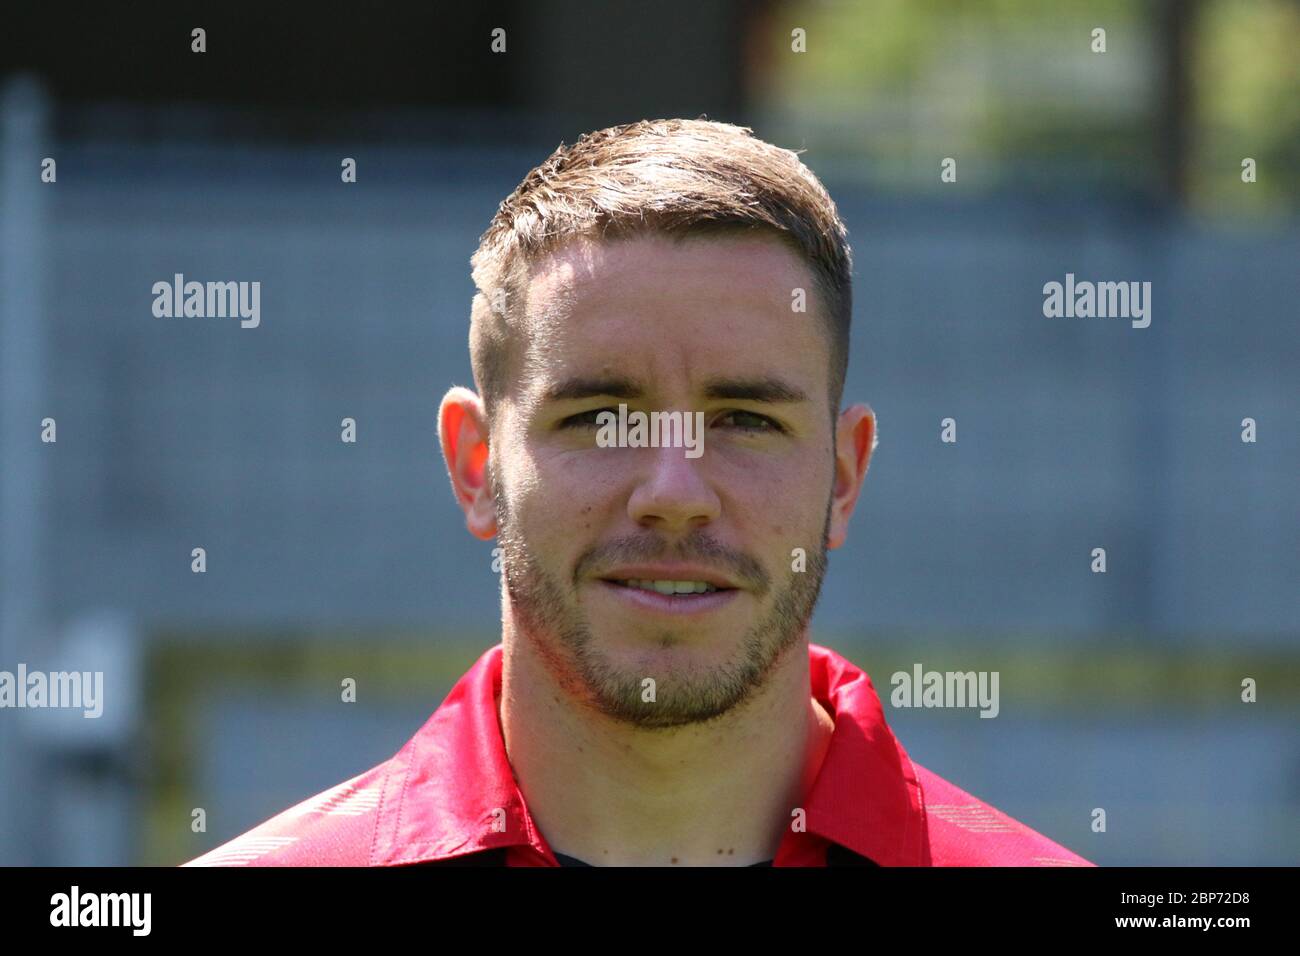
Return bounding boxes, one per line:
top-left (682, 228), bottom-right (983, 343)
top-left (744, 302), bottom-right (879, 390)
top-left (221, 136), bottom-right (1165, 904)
top-left (620, 579), bottom-right (719, 594)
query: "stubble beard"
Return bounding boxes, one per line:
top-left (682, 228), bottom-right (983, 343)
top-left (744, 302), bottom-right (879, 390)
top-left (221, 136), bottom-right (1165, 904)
top-left (492, 463), bottom-right (832, 730)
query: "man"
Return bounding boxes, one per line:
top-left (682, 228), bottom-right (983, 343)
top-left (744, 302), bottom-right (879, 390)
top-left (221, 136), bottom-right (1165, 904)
top-left (186, 118), bottom-right (1091, 867)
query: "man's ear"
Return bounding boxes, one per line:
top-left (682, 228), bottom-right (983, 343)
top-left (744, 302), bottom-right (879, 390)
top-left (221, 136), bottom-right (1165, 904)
top-left (827, 404), bottom-right (875, 550)
top-left (438, 386), bottom-right (497, 540)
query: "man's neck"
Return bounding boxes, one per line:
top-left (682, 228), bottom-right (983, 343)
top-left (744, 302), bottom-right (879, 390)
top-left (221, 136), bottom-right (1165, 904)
top-left (498, 630), bottom-right (836, 866)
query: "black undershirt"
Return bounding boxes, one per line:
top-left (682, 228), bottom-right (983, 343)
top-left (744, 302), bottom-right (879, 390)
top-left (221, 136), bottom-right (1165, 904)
top-left (552, 850), bottom-right (774, 867)
top-left (552, 844), bottom-right (877, 866)
top-left (418, 843), bottom-right (875, 866)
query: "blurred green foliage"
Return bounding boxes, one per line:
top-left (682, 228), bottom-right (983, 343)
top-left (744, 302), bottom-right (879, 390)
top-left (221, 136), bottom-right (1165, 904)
top-left (754, 0), bottom-right (1298, 217)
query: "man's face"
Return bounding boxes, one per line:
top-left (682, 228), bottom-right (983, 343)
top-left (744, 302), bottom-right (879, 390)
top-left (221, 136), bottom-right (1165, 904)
top-left (483, 232), bottom-right (852, 729)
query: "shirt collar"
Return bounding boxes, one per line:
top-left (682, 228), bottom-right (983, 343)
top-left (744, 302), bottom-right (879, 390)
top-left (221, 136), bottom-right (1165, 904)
top-left (796, 643), bottom-right (926, 866)
top-left (371, 642), bottom-right (925, 866)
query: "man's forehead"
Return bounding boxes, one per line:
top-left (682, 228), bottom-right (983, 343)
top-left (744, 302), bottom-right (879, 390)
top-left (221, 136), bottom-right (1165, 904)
top-left (522, 231), bottom-right (813, 321)
top-left (509, 231), bottom-right (830, 409)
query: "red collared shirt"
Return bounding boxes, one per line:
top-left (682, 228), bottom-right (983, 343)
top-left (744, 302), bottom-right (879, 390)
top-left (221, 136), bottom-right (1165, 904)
top-left (185, 643), bottom-right (1093, 867)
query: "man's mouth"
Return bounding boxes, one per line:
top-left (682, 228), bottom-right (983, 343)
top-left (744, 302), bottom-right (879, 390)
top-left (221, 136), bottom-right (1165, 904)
top-left (607, 579), bottom-right (725, 595)
top-left (595, 571), bottom-right (742, 616)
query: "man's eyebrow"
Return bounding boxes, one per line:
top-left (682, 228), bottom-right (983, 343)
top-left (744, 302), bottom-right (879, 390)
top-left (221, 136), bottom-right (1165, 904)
top-left (541, 375), bottom-right (808, 405)
top-left (542, 376), bottom-right (644, 402)
top-left (702, 377), bottom-right (808, 404)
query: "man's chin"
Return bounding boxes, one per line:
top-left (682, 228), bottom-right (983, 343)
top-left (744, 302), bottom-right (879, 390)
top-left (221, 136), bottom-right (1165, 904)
top-left (586, 674), bottom-right (753, 729)
top-left (585, 625), bottom-right (751, 673)
top-left (572, 632), bottom-right (773, 727)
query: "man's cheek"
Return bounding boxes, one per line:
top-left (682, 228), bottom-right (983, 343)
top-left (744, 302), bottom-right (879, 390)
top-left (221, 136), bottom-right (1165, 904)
top-left (775, 507), bottom-right (828, 571)
top-left (544, 458), bottom-right (626, 509)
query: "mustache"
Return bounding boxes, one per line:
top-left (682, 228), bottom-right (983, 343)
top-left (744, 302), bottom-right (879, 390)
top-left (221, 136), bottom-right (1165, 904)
top-left (573, 532), bottom-right (770, 594)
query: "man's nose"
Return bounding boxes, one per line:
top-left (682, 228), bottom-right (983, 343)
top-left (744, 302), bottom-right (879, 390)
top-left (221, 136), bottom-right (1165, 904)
top-left (626, 444), bottom-right (721, 533)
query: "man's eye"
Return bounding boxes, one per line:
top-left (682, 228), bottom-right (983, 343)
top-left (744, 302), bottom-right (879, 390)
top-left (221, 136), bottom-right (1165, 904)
top-left (718, 410), bottom-right (782, 433)
top-left (559, 409), bottom-right (784, 433)
top-left (559, 409), bottom-right (613, 429)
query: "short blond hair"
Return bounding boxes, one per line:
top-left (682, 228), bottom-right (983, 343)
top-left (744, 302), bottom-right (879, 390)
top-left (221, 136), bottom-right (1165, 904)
top-left (468, 117), bottom-right (853, 423)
